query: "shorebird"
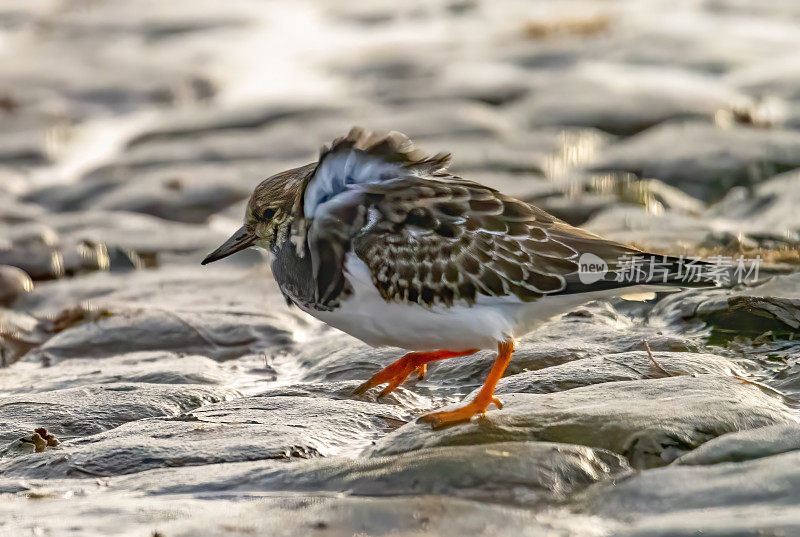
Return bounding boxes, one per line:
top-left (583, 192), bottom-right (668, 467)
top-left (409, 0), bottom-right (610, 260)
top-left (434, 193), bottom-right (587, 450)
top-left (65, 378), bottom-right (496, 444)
top-left (202, 128), bottom-right (702, 428)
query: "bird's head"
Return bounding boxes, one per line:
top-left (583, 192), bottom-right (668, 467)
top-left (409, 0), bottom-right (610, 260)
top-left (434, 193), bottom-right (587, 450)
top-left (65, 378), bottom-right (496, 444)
top-left (201, 163), bottom-right (314, 265)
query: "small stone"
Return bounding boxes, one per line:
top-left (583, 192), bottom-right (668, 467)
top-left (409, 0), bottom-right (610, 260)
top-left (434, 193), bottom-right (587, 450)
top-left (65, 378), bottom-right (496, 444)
top-left (31, 433), bottom-right (47, 453)
top-left (0, 265), bottom-right (33, 306)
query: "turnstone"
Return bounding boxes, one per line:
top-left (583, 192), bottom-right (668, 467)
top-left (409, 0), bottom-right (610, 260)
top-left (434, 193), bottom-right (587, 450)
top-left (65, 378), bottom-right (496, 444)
top-left (203, 127), bottom-right (701, 428)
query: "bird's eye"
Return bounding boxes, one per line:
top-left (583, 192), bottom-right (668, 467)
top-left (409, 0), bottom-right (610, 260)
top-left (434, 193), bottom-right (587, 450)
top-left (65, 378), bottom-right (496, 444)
top-left (262, 208), bottom-right (276, 219)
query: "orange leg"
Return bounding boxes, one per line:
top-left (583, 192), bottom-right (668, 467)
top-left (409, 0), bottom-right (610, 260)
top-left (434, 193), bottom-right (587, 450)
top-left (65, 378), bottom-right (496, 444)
top-left (352, 349), bottom-right (479, 398)
top-left (420, 340), bottom-right (514, 429)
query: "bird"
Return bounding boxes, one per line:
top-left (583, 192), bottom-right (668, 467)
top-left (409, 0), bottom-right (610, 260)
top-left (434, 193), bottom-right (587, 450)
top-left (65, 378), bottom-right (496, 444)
top-left (202, 127), bottom-right (709, 428)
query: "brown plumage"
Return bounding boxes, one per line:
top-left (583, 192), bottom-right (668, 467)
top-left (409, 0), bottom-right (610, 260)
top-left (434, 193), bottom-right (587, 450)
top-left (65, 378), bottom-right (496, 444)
top-left (305, 128), bottom-right (656, 309)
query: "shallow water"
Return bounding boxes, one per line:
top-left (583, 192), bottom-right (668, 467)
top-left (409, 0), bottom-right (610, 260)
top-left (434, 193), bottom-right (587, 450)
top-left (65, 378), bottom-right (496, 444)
top-left (2, 0), bottom-right (800, 535)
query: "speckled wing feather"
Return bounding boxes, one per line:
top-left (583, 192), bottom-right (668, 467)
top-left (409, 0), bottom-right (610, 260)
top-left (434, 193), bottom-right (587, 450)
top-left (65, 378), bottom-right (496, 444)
top-left (304, 128), bottom-right (450, 307)
top-left (309, 172), bottom-right (654, 308)
top-left (351, 176), bottom-right (643, 306)
top-left (304, 128), bottom-right (683, 309)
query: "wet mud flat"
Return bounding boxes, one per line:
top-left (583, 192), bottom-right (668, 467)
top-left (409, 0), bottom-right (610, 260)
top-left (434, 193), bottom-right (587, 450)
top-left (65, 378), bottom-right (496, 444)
top-left (3, 0), bottom-right (800, 535)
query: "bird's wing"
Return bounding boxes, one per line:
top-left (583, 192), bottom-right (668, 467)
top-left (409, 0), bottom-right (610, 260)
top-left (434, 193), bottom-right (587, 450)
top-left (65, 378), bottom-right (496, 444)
top-left (307, 173), bottom-right (660, 308)
top-left (302, 126), bottom-right (449, 220)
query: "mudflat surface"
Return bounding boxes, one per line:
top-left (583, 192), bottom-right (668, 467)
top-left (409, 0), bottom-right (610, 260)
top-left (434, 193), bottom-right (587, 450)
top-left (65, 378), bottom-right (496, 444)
top-left (2, 1), bottom-right (800, 535)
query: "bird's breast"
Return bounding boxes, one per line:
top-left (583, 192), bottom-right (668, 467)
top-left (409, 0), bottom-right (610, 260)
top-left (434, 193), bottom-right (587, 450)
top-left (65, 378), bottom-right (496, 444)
top-left (270, 239), bottom-right (321, 310)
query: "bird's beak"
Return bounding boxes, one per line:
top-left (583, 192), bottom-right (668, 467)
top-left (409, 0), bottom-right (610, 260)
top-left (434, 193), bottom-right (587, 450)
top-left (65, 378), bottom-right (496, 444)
top-left (201, 226), bottom-right (256, 265)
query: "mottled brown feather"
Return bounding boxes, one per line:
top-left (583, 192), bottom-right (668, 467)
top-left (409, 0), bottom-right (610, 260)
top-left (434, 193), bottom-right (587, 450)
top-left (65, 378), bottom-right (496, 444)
top-left (347, 174), bottom-right (641, 306)
top-left (303, 128), bottom-right (644, 309)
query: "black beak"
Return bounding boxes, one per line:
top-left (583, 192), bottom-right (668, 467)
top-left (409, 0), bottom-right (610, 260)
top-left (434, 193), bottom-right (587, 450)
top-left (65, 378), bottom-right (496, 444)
top-left (201, 226), bottom-right (256, 265)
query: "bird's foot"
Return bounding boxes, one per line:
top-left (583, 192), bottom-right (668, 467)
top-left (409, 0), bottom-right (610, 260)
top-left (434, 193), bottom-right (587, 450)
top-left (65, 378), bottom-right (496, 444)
top-left (353, 356), bottom-right (421, 398)
top-left (352, 349), bottom-right (478, 398)
top-left (419, 395), bottom-right (503, 429)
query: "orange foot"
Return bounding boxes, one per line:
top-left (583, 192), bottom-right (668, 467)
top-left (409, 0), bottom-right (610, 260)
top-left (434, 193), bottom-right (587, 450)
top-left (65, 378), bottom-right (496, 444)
top-left (352, 349), bottom-right (478, 398)
top-left (419, 395), bottom-right (504, 428)
top-left (419, 340), bottom-right (514, 429)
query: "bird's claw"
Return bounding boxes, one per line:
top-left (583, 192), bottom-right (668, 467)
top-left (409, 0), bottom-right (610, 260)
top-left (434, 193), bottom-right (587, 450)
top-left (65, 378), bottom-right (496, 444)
top-left (419, 395), bottom-right (503, 429)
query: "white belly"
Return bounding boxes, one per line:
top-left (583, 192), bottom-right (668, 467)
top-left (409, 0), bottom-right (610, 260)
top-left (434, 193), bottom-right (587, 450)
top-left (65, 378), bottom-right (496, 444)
top-left (298, 255), bottom-right (631, 351)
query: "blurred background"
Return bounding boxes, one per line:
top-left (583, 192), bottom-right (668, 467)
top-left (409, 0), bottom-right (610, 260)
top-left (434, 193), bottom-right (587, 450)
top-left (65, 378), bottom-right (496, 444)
top-left (3, 0), bottom-right (800, 289)
top-left (2, 1), bottom-right (800, 536)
